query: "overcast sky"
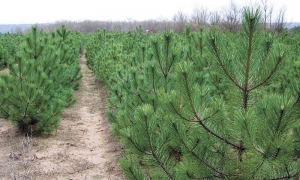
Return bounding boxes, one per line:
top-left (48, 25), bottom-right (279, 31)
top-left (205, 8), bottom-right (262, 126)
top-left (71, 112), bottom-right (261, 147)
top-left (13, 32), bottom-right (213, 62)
top-left (0, 0), bottom-right (298, 24)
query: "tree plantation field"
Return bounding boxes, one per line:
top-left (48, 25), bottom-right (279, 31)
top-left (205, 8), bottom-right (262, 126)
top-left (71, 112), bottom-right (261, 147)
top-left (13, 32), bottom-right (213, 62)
top-left (1, 7), bottom-right (300, 180)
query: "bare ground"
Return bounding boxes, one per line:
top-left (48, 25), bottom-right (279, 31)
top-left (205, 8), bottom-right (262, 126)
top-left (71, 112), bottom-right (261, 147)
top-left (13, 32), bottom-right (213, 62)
top-left (0, 52), bottom-right (125, 179)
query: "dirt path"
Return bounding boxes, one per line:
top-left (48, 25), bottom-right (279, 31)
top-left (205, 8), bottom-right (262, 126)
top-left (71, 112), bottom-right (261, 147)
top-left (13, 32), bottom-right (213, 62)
top-left (0, 52), bottom-right (125, 179)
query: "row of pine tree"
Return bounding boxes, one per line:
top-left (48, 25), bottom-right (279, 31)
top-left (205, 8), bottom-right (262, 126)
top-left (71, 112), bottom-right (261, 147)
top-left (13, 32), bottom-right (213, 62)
top-left (86, 8), bottom-right (300, 179)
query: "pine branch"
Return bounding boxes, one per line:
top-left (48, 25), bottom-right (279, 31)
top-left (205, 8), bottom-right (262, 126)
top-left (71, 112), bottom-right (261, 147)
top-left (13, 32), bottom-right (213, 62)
top-left (275, 108), bottom-right (284, 133)
top-left (128, 167), bottom-right (141, 180)
top-left (202, 110), bottom-right (220, 121)
top-left (262, 107), bottom-right (285, 160)
top-left (210, 36), bottom-right (244, 90)
top-left (249, 55), bottom-right (283, 91)
top-left (250, 158), bottom-right (265, 180)
top-left (191, 138), bottom-right (200, 151)
top-left (6, 96), bottom-right (21, 108)
top-left (150, 66), bottom-right (157, 94)
top-left (154, 135), bottom-right (170, 154)
top-left (269, 164), bottom-right (300, 180)
top-left (152, 153), bottom-right (175, 180)
top-left (242, 16), bottom-right (256, 110)
top-left (248, 36), bottom-right (273, 87)
top-left (144, 114), bottom-right (175, 180)
top-left (172, 123), bottom-right (227, 178)
top-left (152, 40), bottom-right (165, 76)
top-left (128, 137), bottom-right (152, 155)
top-left (182, 71), bottom-right (243, 150)
top-left (168, 101), bottom-right (195, 121)
top-left (243, 120), bottom-right (264, 155)
top-left (166, 54), bottom-right (176, 75)
top-left (244, 16), bottom-right (255, 94)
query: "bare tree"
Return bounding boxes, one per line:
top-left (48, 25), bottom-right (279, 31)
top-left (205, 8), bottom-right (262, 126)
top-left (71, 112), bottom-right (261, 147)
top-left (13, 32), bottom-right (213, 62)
top-left (222, 1), bottom-right (241, 32)
top-left (210, 10), bottom-right (222, 26)
top-left (268, 6), bottom-right (274, 29)
top-left (273, 7), bottom-right (286, 33)
top-left (260, 0), bottom-right (274, 30)
top-left (261, 0), bottom-right (267, 30)
top-left (157, 17), bottom-right (173, 32)
top-left (172, 10), bottom-right (189, 33)
top-left (190, 6), bottom-right (209, 29)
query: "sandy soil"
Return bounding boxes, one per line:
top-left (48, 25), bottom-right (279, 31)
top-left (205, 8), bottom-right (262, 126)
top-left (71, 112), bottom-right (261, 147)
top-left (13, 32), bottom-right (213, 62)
top-left (0, 52), bottom-right (125, 179)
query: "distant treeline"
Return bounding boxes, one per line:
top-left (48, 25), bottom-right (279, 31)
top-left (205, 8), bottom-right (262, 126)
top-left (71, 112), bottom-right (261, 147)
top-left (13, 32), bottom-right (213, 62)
top-left (2, 2), bottom-right (300, 34)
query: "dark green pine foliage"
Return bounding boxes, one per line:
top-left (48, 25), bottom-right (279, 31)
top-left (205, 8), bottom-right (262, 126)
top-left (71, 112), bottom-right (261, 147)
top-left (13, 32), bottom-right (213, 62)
top-left (86, 8), bottom-right (300, 179)
top-left (0, 26), bottom-right (82, 134)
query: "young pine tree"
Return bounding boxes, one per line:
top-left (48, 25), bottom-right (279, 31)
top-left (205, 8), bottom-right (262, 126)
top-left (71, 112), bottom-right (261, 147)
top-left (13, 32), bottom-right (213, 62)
top-left (0, 26), bottom-right (79, 134)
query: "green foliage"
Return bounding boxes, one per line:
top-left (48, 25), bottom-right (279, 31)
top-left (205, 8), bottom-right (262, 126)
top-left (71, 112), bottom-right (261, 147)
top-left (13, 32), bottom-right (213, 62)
top-left (0, 33), bottom-right (23, 68)
top-left (86, 7), bottom-right (300, 179)
top-left (0, 42), bottom-right (9, 68)
top-left (0, 26), bottom-right (83, 134)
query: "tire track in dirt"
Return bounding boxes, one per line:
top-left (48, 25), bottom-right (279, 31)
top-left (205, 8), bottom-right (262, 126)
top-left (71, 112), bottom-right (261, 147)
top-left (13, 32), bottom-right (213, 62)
top-left (0, 51), bottom-right (125, 179)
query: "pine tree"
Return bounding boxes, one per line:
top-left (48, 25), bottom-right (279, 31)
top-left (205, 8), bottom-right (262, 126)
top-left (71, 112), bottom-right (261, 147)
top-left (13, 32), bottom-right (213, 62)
top-left (0, 26), bottom-right (81, 134)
